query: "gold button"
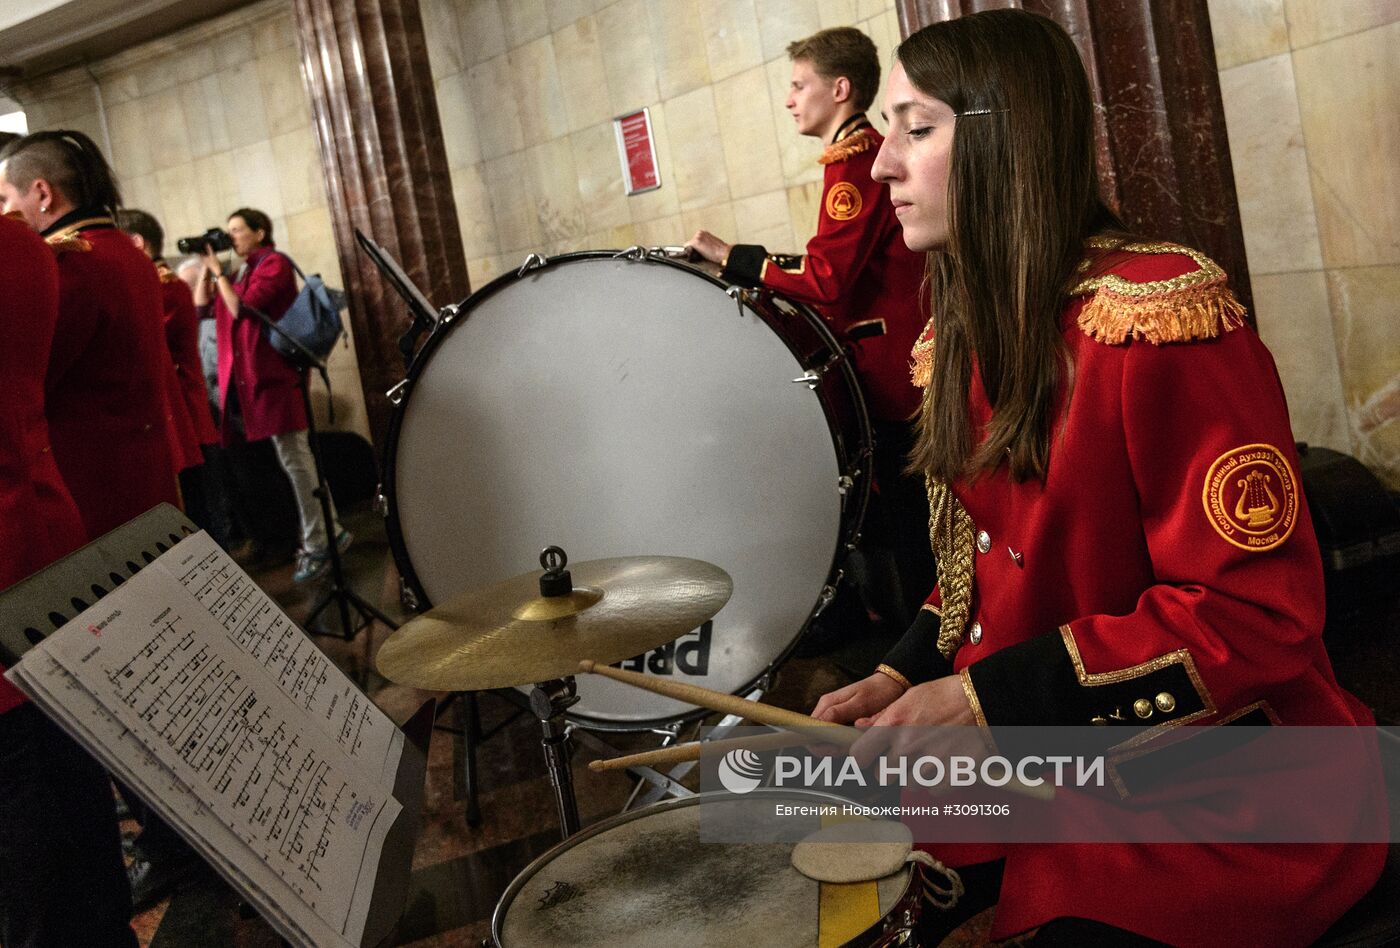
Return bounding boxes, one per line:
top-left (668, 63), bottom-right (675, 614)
top-left (1154, 692), bottom-right (1176, 713)
top-left (1090, 715), bottom-right (1108, 726)
top-left (1133, 698), bottom-right (1153, 719)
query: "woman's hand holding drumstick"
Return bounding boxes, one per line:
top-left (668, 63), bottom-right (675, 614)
top-left (579, 659), bottom-right (1052, 800)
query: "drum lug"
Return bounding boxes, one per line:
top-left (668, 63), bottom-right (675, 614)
top-left (791, 370), bottom-right (820, 390)
top-left (813, 570), bottom-right (844, 616)
top-left (517, 252), bottom-right (549, 276)
top-left (386, 378), bottom-right (410, 405)
top-left (399, 577), bottom-right (420, 612)
top-left (612, 245), bottom-right (648, 261)
top-left (438, 302), bottom-right (460, 326)
top-left (837, 474), bottom-right (855, 495)
top-left (725, 284), bottom-right (761, 318)
top-left (373, 489), bottom-right (388, 517)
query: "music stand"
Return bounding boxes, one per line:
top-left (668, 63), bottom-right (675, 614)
top-left (237, 301), bottom-right (398, 678)
top-left (352, 229), bottom-right (453, 369)
top-left (0, 505), bottom-right (432, 948)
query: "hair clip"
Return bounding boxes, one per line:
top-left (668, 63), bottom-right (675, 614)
top-left (956, 108), bottom-right (1009, 117)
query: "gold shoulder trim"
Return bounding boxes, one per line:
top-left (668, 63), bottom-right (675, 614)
top-left (45, 215), bottom-right (113, 255)
top-left (819, 128), bottom-right (873, 165)
top-left (1073, 239), bottom-right (1247, 345)
top-left (46, 235), bottom-right (92, 254)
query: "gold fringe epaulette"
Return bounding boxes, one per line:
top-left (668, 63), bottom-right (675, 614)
top-left (46, 234), bottom-right (92, 255)
top-left (819, 128), bottom-right (874, 165)
top-left (155, 262), bottom-right (179, 284)
top-left (1074, 238), bottom-right (1247, 345)
top-left (45, 216), bottom-right (111, 256)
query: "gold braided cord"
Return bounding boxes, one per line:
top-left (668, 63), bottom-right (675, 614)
top-left (926, 475), bottom-right (974, 659)
top-left (909, 316), bottom-right (935, 388)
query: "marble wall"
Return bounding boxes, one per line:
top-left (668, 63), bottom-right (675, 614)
top-left (420, 0), bottom-right (901, 289)
top-left (1208, 0), bottom-right (1400, 487)
top-left (12, 0), bottom-right (372, 443)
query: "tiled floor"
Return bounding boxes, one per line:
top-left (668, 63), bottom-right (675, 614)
top-left (126, 504), bottom-right (1400, 947)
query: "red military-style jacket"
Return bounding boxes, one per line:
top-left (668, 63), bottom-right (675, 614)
top-left (0, 215), bottom-right (89, 715)
top-left (42, 214), bottom-right (181, 541)
top-left (157, 260), bottom-right (219, 460)
top-left (881, 241), bottom-right (1384, 946)
top-left (722, 118), bottom-right (926, 422)
top-left (215, 244), bottom-right (307, 444)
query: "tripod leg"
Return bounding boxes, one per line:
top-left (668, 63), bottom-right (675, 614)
top-left (452, 692), bottom-right (483, 827)
top-left (463, 692), bottom-right (482, 827)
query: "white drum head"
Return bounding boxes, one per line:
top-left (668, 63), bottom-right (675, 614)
top-left (390, 256), bottom-right (848, 725)
top-left (493, 793), bottom-right (911, 946)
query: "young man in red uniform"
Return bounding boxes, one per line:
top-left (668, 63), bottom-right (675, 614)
top-left (0, 131), bottom-right (180, 540)
top-left (686, 27), bottom-right (935, 640)
top-left (0, 211), bottom-right (137, 947)
top-left (119, 210), bottom-right (220, 529)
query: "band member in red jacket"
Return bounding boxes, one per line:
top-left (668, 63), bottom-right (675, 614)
top-left (812, 12), bottom-right (1383, 946)
top-left (119, 209), bottom-right (220, 533)
top-left (0, 210), bottom-right (136, 947)
top-left (0, 131), bottom-right (180, 542)
top-left (687, 27), bottom-right (934, 638)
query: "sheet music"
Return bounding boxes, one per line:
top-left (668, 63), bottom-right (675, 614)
top-left (170, 532), bottom-right (403, 785)
top-left (9, 533), bottom-right (402, 944)
top-left (11, 653), bottom-right (350, 948)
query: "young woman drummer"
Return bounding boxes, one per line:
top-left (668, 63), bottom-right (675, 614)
top-left (810, 10), bottom-right (1383, 946)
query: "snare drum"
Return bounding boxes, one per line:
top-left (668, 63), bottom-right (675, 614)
top-left (381, 251), bottom-right (870, 727)
top-left (491, 791), bottom-right (923, 947)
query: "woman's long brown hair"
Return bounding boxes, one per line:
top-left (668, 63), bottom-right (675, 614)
top-left (900, 10), bottom-right (1124, 484)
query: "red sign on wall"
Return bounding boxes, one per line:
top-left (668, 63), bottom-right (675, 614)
top-left (613, 108), bottom-right (661, 195)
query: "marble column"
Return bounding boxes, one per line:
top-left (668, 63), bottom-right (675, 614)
top-left (293, 0), bottom-right (470, 445)
top-left (895, 0), bottom-right (1253, 315)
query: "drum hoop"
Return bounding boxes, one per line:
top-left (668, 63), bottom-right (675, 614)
top-left (489, 788), bottom-right (916, 947)
top-left (378, 251), bottom-right (873, 728)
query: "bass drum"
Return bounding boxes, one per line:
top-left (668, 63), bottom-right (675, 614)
top-left (382, 251), bottom-right (870, 728)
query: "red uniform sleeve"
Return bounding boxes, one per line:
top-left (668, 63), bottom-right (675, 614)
top-left (966, 310), bottom-right (1327, 726)
top-left (723, 155), bottom-right (888, 311)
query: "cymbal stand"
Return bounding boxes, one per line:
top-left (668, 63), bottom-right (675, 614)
top-left (530, 677), bottom-right (582, 838)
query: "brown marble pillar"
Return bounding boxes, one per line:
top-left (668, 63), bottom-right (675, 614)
top-left (293, 0), bottom-right (470, 446)
top-left (894, 0), bottom-right (1253, 316)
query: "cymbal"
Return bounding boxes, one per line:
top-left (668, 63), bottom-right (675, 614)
top-left (375, 556), bottom-right (732, 691)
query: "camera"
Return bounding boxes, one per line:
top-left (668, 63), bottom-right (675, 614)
top-left (176, 227), bottom-right (233, 254)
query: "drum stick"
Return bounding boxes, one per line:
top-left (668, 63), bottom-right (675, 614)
top-left (588, 730), bottom-right (826, 772)
top-left (577, 660), bottom-right (854, 735)
top-left (579, 659), bottom-right (1054, 800)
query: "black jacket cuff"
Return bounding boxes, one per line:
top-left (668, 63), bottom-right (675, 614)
top-left (964, 627), bottom-right (1208, 727)
top-left (721, 244), bottom-right (767, 286)
top-left (880, 608), bottom-right (953, 686)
